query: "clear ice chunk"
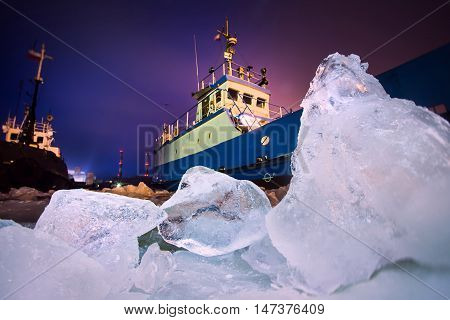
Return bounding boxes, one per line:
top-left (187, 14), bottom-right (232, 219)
top-left (0, 222), bottom-right (110, 299)
top-left (35, 189), bottom-right (167, 292)
top-left (241, 236), bottom-right (304, 291)
top-left (132, 243), bottom-right (175, 294)
top-left (151, 250), bottom-right (272, 299)
top-left (159, 166), bottom-right (271, 256)
top-left (266, 53), bottom-right (450, 294)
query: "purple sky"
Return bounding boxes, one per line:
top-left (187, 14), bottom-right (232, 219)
top-left (1, 0), bottom-right (449, 178)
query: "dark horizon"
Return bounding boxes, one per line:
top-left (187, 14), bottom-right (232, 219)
top-left (1, 0), bottom-right (449, 179)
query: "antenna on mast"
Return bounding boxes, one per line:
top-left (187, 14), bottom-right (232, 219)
top-left (215, 17), bottom-right (237, 62)
top-left (225, 17), bottom-right (229, 35)
top-left (193, 34), bottom-right (200, 91)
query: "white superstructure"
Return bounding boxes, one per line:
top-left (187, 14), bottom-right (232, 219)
top-left (2, 113), bottom-right (61, 157)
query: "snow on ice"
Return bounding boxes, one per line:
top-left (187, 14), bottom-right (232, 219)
top-left (159, 167), bottom-right (271, 256)
top-left (265, 53), bottom-right (450, 294)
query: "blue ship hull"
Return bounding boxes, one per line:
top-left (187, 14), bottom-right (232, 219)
top-left (153, 109), bottom-right (303, 189)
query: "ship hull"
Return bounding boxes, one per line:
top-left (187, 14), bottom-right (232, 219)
top-left (153, 109), bottom-right (302, 189)
top-left (0, 141), bottom-right (69, 192)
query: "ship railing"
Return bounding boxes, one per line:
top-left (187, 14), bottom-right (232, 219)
top-left (155, 88), bottom-right (293, 148)
top-left (199, 61), bottom-right (263, 90)
top-left (4, 116), bottom-right (54, 133)
top-left (156, 106), bottom-right (198, 147)
top-left (229, 93), bottom-right (291, 120)
top-left (226, 91), bottom-right (262, 131)
top-left (226, 91), bottom-right (291, 132)
top-left (156, 85), bottom-right (238, 147)
top-left (268, 103), bottom-right (292, 120)
top-left (228, 92), bottom-right (292, 122)
top-left (5, 116), bottom-right (18, 129)
top-left (34, 121), bottom-right (51, 133)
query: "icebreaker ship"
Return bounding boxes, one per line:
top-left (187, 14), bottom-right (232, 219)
top-left (152, 19), bottom-right (303, 189)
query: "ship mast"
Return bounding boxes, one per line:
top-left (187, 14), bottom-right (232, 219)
top-left (216, 17), bottom-right (237, 74)
top-left (19, 44), bottom-right (53, 145)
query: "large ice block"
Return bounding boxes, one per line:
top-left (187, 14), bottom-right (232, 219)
top-left (159, 167), bottom-right (271, 256)
top-left (266, 53), bottom-right (450, 294)
top-left (35, 189), bottom-right (167, 291)
top-left (0, 222), bottom-right (110, 299)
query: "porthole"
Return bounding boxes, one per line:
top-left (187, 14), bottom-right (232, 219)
top-left (208, 132), bottom-right (212, 139)
top-left (261, 136), bottom-right (270, 146)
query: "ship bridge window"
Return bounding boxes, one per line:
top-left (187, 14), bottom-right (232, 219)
top-left (256, 98), bottom-right (266, 108)
top-left (228, 88), bottom-right (239, 101)
top-left (243, 93), bottom-right (253, 105)
top-left (215, 90), bottom-right (222, 104)
top-left (9, 133), bottom-right (18, 141)
top-left (36, 136), bottom-right (44, 144)
top-left (201, 98), bottom-right (209, 119)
